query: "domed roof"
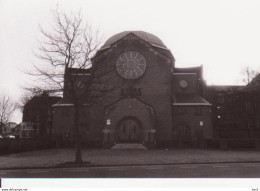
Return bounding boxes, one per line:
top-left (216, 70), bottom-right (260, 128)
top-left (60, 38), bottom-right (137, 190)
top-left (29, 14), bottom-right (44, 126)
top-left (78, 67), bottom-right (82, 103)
top-left (102, 31), bottom-right (167, 49)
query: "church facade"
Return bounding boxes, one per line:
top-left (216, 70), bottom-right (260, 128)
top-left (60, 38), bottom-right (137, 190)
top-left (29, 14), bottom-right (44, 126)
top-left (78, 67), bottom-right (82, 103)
top-left (52, 31), bottom-right (213, 148)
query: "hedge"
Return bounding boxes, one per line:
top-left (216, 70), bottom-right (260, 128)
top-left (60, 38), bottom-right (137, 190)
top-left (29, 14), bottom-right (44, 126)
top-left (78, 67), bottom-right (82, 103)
top-left (0, 137), bottom-right (53, 155)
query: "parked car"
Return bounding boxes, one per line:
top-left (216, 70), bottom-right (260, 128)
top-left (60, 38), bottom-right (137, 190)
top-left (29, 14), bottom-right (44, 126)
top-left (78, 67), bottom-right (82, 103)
top-left (6, 134), bottom-right (15, 139)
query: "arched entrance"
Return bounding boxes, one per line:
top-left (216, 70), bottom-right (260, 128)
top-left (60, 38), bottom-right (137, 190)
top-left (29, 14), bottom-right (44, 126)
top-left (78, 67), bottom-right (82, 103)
top-left (103, 98), bottom-right (155, 146)
top-left (117, 117), bottom-right (142, 143)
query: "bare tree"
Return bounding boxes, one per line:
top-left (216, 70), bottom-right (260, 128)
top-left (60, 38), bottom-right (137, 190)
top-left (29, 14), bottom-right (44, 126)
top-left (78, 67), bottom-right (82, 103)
top-left (17, 90), bottom-right (41, 113)
top-left (30, 7), bottom-right (119, 164)
top-left (0, 94), bottom-right (17, 133)
top-left (241, 66), bottom-right (259, 85)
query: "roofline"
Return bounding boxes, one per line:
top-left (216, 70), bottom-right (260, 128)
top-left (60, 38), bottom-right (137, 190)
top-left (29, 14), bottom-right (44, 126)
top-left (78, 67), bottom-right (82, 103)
top-left (93, 34), bottom-right (174, 64)
top-left (52, 103), bottom-right (90, 107)
top-left (99, 32), bottom-right (168, 51)
top-left (70, 73), bottom-right (91, 76)
top-left (99, 42), bottom-right (168, 52)
top-left (173, 103), bottom-right (212, 106)
top-left (173, 73), bottom-right (197, 75)
top-left (105, 97), bottom-right (154, 111)
top-left (174, 65), bottom-right (203, 70)
top-left (150, 44), bottom-right (170, 50)
top-left (207, 85), bottom-right (244, 87)
top-left (97, 46), bottom-right (111, 52)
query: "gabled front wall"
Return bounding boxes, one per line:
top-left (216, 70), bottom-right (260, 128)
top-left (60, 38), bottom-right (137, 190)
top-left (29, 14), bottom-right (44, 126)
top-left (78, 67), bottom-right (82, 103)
top-left (91, 37), bottom-right (174, 145)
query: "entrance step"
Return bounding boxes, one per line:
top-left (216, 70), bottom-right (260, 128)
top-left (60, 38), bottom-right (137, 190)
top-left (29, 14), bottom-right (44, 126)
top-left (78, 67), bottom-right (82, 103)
top-left (111, 143), bottom-right (147, 150)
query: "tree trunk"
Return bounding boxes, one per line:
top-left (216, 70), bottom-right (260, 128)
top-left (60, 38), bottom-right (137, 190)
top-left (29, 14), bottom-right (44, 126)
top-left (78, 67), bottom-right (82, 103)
top-left (74, 104), bottom-right (83, 164)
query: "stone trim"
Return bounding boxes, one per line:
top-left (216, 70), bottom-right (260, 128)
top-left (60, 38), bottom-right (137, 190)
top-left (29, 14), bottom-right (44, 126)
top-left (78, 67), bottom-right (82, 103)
top-left (173, 73), bottom-right (197, 75)
top-left (173, 103), bottom-right (212, 106)
top-left (52, 103), bottom-right (89, 107)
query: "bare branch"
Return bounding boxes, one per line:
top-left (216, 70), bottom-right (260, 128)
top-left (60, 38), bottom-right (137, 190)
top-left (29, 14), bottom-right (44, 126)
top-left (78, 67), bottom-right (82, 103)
top-left (25, 6), bottom-right (120, 163)
top-left (241, 66), bottom-right (259, 85)
top-left (0, 94), bottom-right (17, 125)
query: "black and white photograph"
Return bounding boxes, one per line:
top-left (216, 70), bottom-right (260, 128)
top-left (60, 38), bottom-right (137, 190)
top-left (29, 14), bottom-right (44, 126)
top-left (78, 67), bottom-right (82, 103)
top-left (1, 0), bottom-right (260, 190)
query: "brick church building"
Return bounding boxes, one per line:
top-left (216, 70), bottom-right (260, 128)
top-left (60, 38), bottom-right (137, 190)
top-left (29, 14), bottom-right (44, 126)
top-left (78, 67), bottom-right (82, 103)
top-left (52, 31), bottom-right (213, 148)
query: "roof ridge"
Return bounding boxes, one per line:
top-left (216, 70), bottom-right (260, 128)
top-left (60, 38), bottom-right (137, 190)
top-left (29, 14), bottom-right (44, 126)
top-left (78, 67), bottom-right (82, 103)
top-left (101, 31), bottom-right (167, 49)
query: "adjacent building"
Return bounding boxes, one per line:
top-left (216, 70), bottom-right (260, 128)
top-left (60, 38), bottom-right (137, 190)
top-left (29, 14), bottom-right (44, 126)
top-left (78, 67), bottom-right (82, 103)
top-left (207, 74), bottom-right (260, 141)
top-left (22, 93), bottom-right (61, 138)
top-left (2, 122), bottom-right (17, 135)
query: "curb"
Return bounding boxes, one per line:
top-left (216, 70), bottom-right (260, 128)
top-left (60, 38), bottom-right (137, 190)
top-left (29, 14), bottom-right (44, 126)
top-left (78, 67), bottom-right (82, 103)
top-left (1, 160), bottom-right (260, 171)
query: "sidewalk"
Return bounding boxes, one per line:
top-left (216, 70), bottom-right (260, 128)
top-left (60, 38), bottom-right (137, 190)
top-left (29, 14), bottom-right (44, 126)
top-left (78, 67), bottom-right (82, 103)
top-left (1, 148), bottom-right (260, 170)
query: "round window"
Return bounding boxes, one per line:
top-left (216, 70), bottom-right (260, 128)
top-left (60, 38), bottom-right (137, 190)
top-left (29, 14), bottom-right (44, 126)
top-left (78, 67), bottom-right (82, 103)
top-left (179, 80), bottom-right (188, 88)
top-left (116, 51), bottom-right (146, 79)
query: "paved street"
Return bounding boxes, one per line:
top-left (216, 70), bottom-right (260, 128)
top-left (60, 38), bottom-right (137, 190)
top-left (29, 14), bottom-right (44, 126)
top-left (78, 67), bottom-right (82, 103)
top-left (1, 162), bottom-right (260, 178)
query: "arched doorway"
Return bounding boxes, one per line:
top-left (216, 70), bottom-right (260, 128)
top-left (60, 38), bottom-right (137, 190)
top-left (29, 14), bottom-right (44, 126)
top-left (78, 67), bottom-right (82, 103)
top-left (117, 117), bottom-right (142, 143)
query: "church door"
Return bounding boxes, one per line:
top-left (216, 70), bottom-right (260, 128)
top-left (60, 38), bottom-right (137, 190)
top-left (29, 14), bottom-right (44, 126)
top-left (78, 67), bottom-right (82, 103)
top-left (177, 125), bottom-right (191, 147)
top-left (117, 118), bottom-right (141, 143)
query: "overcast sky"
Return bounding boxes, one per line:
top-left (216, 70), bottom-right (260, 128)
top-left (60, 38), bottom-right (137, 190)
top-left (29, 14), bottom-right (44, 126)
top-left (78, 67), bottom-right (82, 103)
top-left (1, 0), bottom-right (260, 122)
